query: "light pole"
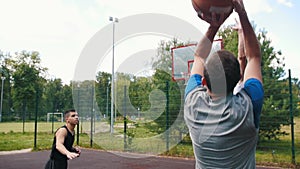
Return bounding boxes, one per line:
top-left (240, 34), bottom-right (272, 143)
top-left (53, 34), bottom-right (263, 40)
top-left (0, 76), bottom-right (6, 122)
top-left (106, 77), bottom-right (110, 119)
top-left (109, 16), bottom-right (118, 134)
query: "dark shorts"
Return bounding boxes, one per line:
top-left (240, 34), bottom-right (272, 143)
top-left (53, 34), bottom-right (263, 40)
top-left (45, 158), bottom-right (67, 169)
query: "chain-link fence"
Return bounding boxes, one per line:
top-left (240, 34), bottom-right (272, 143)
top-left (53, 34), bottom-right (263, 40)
top-left (0, 70), bottom-right (299, 167)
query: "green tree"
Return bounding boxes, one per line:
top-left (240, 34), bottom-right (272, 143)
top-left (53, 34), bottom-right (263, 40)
top-left (0, 51), bottom-right (13, 121)
top-left (152, 38), bottom-right (185, 74)
top-left (218, 26), bottom-right (299, 140)
top-left (150, 38), bottom-right (188, 136)
top-left (43, 78), bottom-right (64, 116)
top-left (95, 72), bottom-right (111, 118)
top-left (9, 51), bottom-right (47, 121)
top-left (1, 50), bottom-right (75, 122)
top-left (151, 69), bottom-right (183, 134)
top-left (128, 76), bottom-right (152, 117)
top-left (72, 80), bottom-right (95, 120)
top-left (61, 84), bottom-right (73, 111)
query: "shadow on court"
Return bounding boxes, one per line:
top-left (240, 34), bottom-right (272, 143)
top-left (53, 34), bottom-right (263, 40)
top-left (0, 148), bottom-right (280, 169)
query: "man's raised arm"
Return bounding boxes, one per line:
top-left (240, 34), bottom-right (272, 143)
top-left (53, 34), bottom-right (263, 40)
top-left (233, 0), bottom-right (262, 83)
top-left (191, 13), bottom-right (230, 77)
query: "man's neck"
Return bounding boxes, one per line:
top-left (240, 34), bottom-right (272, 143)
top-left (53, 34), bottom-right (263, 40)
top-left (208, 90), bottom-right (227, 101)
top-left (66, 123), bottom-right (75, 132)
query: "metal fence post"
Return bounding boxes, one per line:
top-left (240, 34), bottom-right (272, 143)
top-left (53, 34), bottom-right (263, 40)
top-left (77, 86), bottom-right (80, 145)
top-left (166, 81), bottom-right (170, 152)
top-left (288, 69), bottom-right (295, 164)
top-left (90, 85), bottom-right (94, 148)
top-left (34, 87), bottom-right (39, 149)
top-left (123, 85), bottom-right (127, 151)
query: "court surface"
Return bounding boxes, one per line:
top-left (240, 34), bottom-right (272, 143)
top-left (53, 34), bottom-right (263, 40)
top-left (0, 148), bottom-right (279, 169)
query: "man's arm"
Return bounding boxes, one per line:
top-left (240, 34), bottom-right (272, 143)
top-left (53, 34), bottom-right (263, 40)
top-left (233, 18), bottom-right (246, 82)
top-left (234, 0), bottom-right (264, 128)
top-left (233, 21), bottom-right (246, 95)
top-left (233, 0), bottom-right (262, 83)
top-left (186, 12), bottom-right (231, 97)
top-left (191, 13), bottom-right (229, 77)
top-left (191, 26), bottom-right (219, 77)
top-left (55, 128), bottom-right (79, 159)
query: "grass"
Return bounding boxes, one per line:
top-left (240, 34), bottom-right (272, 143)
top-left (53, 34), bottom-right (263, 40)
top-left (0, 131), bottom-right (91, 151)
top-left (0, 122), bottom-right (93, 151)
top-left (0, 119), bottom-right (299, 168)
top-left (0, 121), bottom-right (65, 133)
top-left (255, 116), bottom-right (300, 168)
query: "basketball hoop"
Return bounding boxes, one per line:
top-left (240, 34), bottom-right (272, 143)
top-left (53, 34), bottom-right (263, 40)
top-left (171, 40), bottom-right (222, 82)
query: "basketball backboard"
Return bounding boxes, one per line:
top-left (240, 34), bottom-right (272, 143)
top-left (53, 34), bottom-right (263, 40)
top-left (171, 39), bottom-right (223, 82)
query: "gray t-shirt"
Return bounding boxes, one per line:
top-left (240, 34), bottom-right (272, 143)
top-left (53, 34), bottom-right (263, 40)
top-left (185, 86), bottom-right (258, 169)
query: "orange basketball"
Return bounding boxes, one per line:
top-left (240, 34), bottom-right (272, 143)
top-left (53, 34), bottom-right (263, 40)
top-left (192, 0), bottom-right (233, 16)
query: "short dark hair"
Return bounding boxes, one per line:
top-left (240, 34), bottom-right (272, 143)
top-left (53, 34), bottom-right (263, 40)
top-left (64, 109), bottom-right (76, 117)
top-left (204, 50), bottom-right (240, 94)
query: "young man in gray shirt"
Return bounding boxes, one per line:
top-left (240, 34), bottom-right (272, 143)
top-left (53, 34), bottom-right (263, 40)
top-left (184, 0), bottom-right (264, 168)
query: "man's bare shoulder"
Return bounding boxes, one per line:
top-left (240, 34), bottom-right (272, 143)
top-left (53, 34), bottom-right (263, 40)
top-left (55, 127), bottom-right (67, 137)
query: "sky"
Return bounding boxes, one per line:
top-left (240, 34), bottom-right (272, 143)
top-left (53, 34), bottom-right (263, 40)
top-left (0, 0), bottom-right (299, 84)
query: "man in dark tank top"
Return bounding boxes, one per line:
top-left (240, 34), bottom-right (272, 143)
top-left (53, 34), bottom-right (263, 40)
top-left (45, 109), bottom-right (81, 169)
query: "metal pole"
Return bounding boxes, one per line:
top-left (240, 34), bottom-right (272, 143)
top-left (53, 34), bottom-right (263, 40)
top-left (51, 112), bottom-right (54, 133)
top-left (114, 74), bottom-right (117, 122)
top-left (34, 88), bottom-right (39, 149)
top-left (106, 85), bottom-right (109, 119)
top-left (166, 81), bottom-right (169, 152)
top-left (0, 77), bottom-right (5, 122)
top-left (90, 85), bottom-right (94, 147)
top-left (109, 16), bottom-right (118, 134)
top-left (123, 85), bottom-right (127, 151)
top-left (23, 101), bottom-right (26, 133)
top-left (77, 84), bottom-right (80, 145)
top-left (288, 69), bottom-right (295, 164)
top-left (110, 17), bottom-right (114, 134)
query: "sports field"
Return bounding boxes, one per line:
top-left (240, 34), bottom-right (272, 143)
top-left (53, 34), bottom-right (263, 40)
top-left (0, 118), bottom-right (299, 168)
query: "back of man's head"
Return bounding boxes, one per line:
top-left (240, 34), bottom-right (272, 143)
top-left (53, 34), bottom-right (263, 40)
top-left (204, 50), bottom-right (240, 95)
